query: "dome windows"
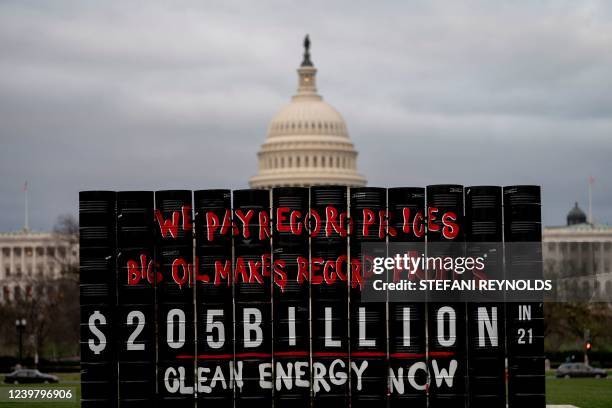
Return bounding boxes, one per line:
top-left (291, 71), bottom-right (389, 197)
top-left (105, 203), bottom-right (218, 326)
top-left (269, 119), bottom-right (348, 137)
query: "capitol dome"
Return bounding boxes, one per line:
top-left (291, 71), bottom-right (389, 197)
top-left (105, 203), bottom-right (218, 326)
top-left (249, 36), bottom-right (366, 189)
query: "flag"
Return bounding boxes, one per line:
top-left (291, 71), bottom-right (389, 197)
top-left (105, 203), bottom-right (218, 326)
top-left (23, 181), bottom-right (28, 192)
top-left (589, 176), bottom-right (595, 185)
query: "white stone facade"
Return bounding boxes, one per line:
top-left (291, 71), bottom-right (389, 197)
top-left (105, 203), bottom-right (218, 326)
top-left (0, 230), bottom-right (74, 303)
top-left (543, 223), bottom-right (612, 300)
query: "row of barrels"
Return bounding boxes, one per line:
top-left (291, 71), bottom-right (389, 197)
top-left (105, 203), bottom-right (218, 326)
top-left (80, 185), bottom-right (544, 407)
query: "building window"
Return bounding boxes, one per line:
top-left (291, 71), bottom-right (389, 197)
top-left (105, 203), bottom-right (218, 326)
top-left (296, 156), bottom-right (300, 167)
top-left (15, 266), bottom-right (21, 277)
top-left (313, 156), bottom-right (317, 167)
top-left (2, 248), bottom-right (9, 257)
top-left (305, 156), bottom-right (309, 167)
top-left (288, 157), bottom-right (292, 167)
top-left (14, 248), bottom-right (21, 257)
top-left (5, 266), bottom-right (9, 277)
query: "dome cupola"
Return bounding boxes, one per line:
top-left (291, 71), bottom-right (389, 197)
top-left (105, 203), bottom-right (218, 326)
top-left (567, 202), bottom-right (587, 225)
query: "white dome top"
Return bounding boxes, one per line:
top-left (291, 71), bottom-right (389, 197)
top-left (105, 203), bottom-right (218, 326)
top-left (249, 36), bottom-right (366, 189)
top-left (268, 96), bottom-right (349, 138)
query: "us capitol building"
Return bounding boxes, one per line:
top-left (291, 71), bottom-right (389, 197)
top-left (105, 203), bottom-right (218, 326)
top-left (249, 36), bottom-right (366, 188)
top-left (1, 37), bottom-right (611, 304)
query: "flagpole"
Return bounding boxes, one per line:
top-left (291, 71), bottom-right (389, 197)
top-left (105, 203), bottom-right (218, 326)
top-left (588, 176), bottom-right (593, 224)
top-left (24, 181), bottom-right (29, 232)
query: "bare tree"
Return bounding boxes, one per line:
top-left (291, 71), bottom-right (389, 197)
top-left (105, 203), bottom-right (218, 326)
top-left (3, 277), bottom-right (79, 360)
top-left (545, 302), bottom-right (612, 352)
top-left (52, 214), bottom-right (79, 280)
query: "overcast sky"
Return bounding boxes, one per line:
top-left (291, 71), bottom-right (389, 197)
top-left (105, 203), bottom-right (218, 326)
top-left (1, 0), bottom-right (611, 231)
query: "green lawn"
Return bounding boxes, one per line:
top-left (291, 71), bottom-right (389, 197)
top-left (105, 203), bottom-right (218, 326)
top-left (0, 372), bottom-right (79, 408)
top-left (2, 372), bottom-right (612, 407)
top-left (547, 376), bottom-right (612, 408)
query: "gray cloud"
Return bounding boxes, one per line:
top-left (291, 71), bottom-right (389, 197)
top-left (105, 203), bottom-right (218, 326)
top-left (1, 0), bottom-right (611, 231)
